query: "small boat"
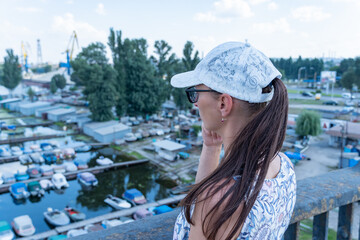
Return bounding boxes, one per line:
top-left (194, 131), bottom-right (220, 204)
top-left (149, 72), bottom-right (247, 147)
top-left (9, 183), bottom-right (30, 199)
top-left (124, 133), bottom-right (137, 142)
top-left (43, 208), bottom-right (70, 226)
top-left (26, 167), bottom-right (42, 178)
top-left (2, 172), bottom-right (16, 184)
top-left (101, 219), bottom-right (123, 229)
top-left (0, 220), bottom-right (15, 240)
top-left (170, 183), bottom-right (192, 195)
top-left (132, 209), bottom-right (153, 220)
top-left (150, 205), bottom-right (173, 215)
top-left (77, 172), bottom-right (98, 187)
top-left (11, 146), bottom-right (23, 156)
top-left (48, 234), bottom-right (67, 240)
top-left (0, 173), bottom-right (3, 185)
top-left (43, 152), bottom-right (57, 165)
top-left (53, 164), bottom-right (66, 174)
top-left (27, 181), bottom-right (45, 197)
top-left (104, 194), bottom-right (132, 209)
top-left (40, 165), bottom-right (54, 176)
top-left (178, 152), bottom-right (190, 159)
top-left (12, 215), bottom-right (35, 237)
top-left (19, 155), bottom-right (32, 165)
top-left (0, 147), bottom-right (12, 157)
top-left (51, 173), bottom-right (69, 189)
top-left (74, 145), bottom-right (92, 152)
top-left (40, 143), bottom-right (52, 151)
top-left (40, 179), bottom-right (54, 190)
top-left (14, 171), bottom-right (30, 181)
top-left (63, 162), bottom-right (77, 172)
top-left (62, 148), bottom-right (76, 159)
top-left (67, 229), bottom-right (88, 237)
top-left (84, 224), bottom-right (104, 232)
top-left (29, 144), bottom-right (41, 152)
top-left (96, 156), bottom-right (113, 166)
top-left (64, 206), bottom-right (86, 222)
top-left (74, 159), bottom-right (88, 170)
top-left (29, 152), bottom-right (45, 164)
top-left (122, 188), bottom-right (147, 205)
top-left (119, 216), bottom-right (134, 224)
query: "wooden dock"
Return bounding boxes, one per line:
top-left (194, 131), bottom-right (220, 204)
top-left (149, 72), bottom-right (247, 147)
top-left (0, 159), bottom-right (149, 194)
top-left (20, 194), bottom-right (186, 240)
top-left (0, 134), bottom-right (67, 145)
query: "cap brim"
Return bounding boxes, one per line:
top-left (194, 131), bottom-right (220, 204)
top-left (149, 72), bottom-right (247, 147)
top-left (170, 70), bottom-right (201, 88)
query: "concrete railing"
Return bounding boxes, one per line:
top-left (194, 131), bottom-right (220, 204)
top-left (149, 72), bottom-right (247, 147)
top-left (73, 164), bottom-right (360, 240)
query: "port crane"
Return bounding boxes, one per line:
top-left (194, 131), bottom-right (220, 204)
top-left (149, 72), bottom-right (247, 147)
top-left (21, 41), bottom-right (31, 73)
top-left (59, 31), bottom-right (79, 75)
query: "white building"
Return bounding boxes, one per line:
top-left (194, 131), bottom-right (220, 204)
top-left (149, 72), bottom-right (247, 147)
top-left (19, 101), bottom-right (52, 116)
top-left (152, 140), bottom-right (186, 161)
top-left (83, 121), bottom-right (131, 143)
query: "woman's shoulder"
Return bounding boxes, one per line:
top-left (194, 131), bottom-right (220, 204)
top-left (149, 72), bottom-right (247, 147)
top-left (278, 152), bottom-right (295, 169)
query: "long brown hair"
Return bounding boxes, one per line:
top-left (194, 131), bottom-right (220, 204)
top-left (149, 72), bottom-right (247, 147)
top-left (180, 78), bottom-right (288, 240)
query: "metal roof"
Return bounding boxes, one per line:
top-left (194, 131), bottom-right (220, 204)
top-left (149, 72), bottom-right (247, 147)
top-left (93, 123), bottom-right (130, 135)
top-left (152, 140), bottom-right (186, 151)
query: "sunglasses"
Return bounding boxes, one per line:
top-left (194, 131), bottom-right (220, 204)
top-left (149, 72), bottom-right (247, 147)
top-left (185, 87), bottom-right (218, 103)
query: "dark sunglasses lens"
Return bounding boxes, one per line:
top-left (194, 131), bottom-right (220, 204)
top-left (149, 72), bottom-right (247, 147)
top-left (190, 91), bottom-right (198, 103)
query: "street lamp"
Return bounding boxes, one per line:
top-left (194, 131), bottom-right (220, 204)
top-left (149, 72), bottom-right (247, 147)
top-left (297, 67), bottom-right (306, 87)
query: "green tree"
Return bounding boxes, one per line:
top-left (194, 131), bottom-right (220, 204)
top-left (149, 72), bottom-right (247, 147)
top-left (124, 38), bottom-right (166, 116)
top-left (50, 79), bottom-right (57, 94)
top-left (340, 69), bottom-right (359, 94)
top-left (108, 28), bottom-right (127, 116)
top-left (27, 87), bottom-right (35, 102)
top-left (172, 41), bottom-right (200, 110)
top-left (51, 74), bottom-right (66, 90)
top-left (87, 64), bottom-right (117, 121)
top-left (2, 49), bottom-right (22, 94)
top-left (295, 110), bottom-right (322, 138)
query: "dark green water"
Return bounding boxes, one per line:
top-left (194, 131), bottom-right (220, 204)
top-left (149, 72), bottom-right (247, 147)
top-left (0, 163), bottom-right (172, 234)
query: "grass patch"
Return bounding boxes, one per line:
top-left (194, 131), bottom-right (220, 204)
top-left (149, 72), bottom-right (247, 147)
top-left (128, 151), bottom-right (144, 159)
top-left (287, 89), bottom-right (300, 94)
top-left (288, 108), bottom-right (305, 115)
top-left (299, 219), bottom-right (341, 240)
top-left (110, 144), bottom-right (124, 152)
top-left (54, 121), bottom-right (65, 128)
top-left (74, 134), bottom-right (92, 142)
top-left (289, 99), bottom-right (325, 105)
top-left (322, 93), bottom-right (342, 98)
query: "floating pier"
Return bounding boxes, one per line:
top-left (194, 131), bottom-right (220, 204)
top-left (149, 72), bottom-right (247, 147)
top-left (19, 194), bottom-right (186, 240)
top-left (0, 159), bottom-right (149, 194)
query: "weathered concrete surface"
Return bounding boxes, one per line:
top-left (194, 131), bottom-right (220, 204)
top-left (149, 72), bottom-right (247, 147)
top-left (73, 164), bottom-right (360, 240)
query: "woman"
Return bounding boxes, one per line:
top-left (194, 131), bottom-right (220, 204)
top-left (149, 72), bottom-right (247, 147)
top-left (171, 42), bottom-right (296, 240)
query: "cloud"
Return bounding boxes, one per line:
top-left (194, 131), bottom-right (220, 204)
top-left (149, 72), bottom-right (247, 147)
top-left (248, 0), bottom-right (270, 5)
top-left (194, 0), bottom-right (253, 23)
top-left (292, 6), bottom-right (331, 22)
top-left (16, 7), bottom-right (42, 13)
top-left (268, 2), bottom-right (278, 10)
top-left (252, 18), bottom-right (292, 34)
top-left (95, 3), bottom-right (106, 15)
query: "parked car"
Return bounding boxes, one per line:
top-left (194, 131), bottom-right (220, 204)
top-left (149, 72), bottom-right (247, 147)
top-left (322, 100), bottom-right (338, 105)
top-left (301, 91), bottom-right (313, 97)
top-left (341, 106), bottom-right (355, 113)
top-left (11, 215), bottom-right (36, 237)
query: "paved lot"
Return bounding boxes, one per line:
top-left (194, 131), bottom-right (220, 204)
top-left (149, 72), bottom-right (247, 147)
top-left (295, 133), bottom-right (359, 239)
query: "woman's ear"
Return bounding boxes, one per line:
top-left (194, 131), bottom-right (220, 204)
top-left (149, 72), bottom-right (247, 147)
top-left (219, 94), bottom-right (233, 117)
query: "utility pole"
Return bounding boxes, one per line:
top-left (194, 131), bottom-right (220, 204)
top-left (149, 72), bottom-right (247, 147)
top-left (37, 39), bottom-right (43, 67)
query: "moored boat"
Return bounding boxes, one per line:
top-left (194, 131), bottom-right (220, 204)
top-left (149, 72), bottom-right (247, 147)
top-left (51, 173), bottom-right (69, 189)
top-left (96, 156), bottom-right (113, 166)
top-left (43, 208), bottom-right (70, 226)
top-left (104, 194), bottom-right (132, 209)
top-left (64, 206), bottom-right (86, 222)
top-left (9, 183), bottom-right (30, 200)
top-left (14, 171), bottom-right (29, 181)
top-left (27, 181), bottom-right (45, 197)
top-left (122, 188), bottom-right (147, 205)
top-left (77, 172), bottom-right (98, 187)
top-left (0, 220), bottom-right (14, 240)
top-left (26, 167), bottom-right (42, 178)
top-left (11, 215), bottom-right (35, 237)
top-left (39, 179), bottom-right (54, 190)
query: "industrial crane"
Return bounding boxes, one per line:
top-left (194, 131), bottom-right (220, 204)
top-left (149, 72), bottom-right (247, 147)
top-left (59, 31), bottom-right (79, 75)
top-left (21, 41), bottom-right (31, 73)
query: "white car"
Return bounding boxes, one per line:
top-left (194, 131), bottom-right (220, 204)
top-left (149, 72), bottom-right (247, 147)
top-left (12, 215), bottom-right (36, 237)
top-left (11, 146), bottom-right (23, 156)
top-left (51, 173), bottom-right (69, 189)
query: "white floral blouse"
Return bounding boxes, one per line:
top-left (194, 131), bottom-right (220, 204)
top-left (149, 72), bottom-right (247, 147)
top-left (173, 154), bottom-right (297, 240)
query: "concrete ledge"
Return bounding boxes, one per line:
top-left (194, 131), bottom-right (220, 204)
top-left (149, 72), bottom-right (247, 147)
top-left (72, 165), bottom-right (360, 239)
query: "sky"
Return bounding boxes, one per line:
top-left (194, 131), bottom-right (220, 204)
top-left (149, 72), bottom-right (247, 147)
top-left (1, 0), bottom-right (359, 66)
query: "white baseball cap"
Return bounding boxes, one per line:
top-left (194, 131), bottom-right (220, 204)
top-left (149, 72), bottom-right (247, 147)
top-left (170, 42), bottom-right (281, 103)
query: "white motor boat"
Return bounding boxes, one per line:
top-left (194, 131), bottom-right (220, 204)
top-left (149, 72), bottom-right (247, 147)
top-left (51, 173), bottom-right (69, 189)
top-left (63, 162), bottom-right (78, 172)
top-left (96, 156), bottom-right (113, 166)
top-left (43, 208), bottom-right (70, 226)
top-left (104, 194), bottom-right (132, 210)
top-left (11, 146), bottom-right (23, 156)
top-left (12, 215), bottom-right (36, 237)
top-left (40, 179), bottom-right (54, 190)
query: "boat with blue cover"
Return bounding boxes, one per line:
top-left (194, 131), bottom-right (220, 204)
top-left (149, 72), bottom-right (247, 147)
top-left (122, 188), bottom-right (147, 205)
top-left (9, 183), bottom-right (30, 200)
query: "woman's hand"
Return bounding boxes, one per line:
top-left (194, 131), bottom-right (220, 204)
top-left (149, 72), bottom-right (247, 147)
top-left (202, 124), bottom-right (223, 148)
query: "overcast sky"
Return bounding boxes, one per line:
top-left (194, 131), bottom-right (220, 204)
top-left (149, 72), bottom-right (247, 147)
top-left (1, 0), bottom-right (359, 65)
